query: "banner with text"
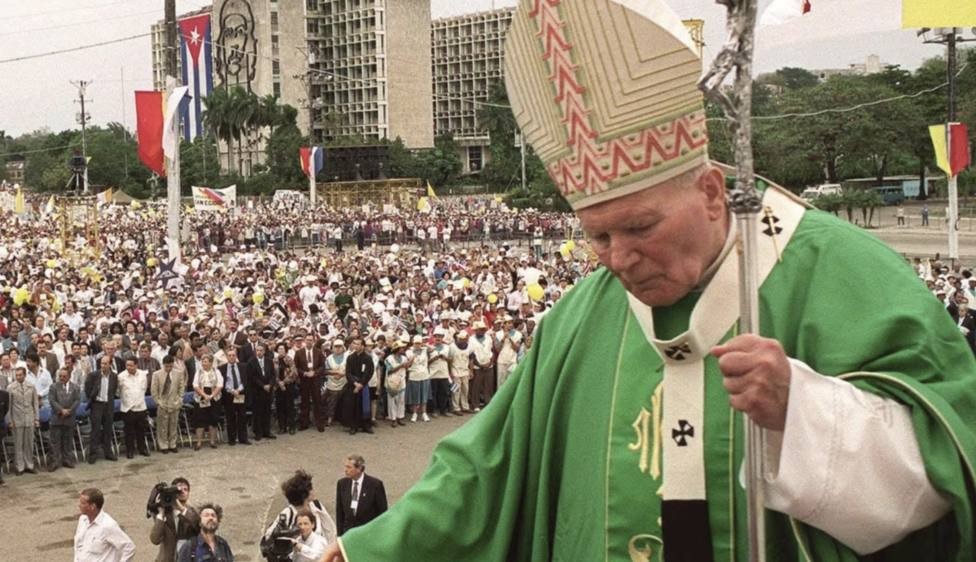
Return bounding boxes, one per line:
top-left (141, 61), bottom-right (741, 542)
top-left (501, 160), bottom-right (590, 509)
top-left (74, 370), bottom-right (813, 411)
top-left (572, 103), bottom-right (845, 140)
top-left (192, 185), bottom-right (237, 212)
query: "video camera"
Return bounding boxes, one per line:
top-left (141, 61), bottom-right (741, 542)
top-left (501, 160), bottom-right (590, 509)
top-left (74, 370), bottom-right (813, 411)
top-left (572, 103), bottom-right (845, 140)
top-left (259, 512), bottom-right (301, 562)
top-left (146, 482), bottom-right (181, 518)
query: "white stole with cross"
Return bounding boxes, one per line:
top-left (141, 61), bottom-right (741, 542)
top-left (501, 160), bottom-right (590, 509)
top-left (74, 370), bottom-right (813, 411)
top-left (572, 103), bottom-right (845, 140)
top-left (626, 186), bottom-right (806, 502)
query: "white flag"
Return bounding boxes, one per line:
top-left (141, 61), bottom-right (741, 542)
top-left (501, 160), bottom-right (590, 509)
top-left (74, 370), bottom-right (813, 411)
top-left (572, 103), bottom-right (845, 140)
top-left (163, 86), bottom-right (190, 161)
top-left (760, 0), bottom-right (811, 25)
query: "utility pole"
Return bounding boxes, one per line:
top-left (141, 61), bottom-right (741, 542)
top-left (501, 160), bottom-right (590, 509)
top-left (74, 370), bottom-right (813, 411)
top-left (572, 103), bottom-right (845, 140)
top-left (71, 80), bottom-right (92, 193)
top-left (165, 0), bottom-right (178, 79)
top-left (164, 0), bottom-right (181, 260)
top-left (519, 131), bottom-right (527, 191)
top-left (920, 27), bottom-right (976, 264)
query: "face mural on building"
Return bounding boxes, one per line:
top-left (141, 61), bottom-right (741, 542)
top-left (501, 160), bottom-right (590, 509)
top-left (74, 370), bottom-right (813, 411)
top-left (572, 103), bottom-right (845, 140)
top-left (215, 0), bottom-right (258, 91)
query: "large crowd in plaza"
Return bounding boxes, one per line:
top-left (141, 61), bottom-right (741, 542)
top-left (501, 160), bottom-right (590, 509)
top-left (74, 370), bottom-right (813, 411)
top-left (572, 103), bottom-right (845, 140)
top-left (0, 189), bottom-right (973, 562)
top-left (0, 192), bottom-right (593, 479)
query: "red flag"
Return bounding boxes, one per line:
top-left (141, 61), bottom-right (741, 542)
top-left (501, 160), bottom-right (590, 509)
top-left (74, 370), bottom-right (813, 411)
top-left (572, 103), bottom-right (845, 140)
top-left (135, 91), bottom-right (165, 177)
top-left (949, 123), bottom-right (971, 177)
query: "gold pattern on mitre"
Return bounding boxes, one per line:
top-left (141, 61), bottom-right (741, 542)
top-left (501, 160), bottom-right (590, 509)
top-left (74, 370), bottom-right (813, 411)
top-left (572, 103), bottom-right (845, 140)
top-left (504, 0), bottom-right (709, 210)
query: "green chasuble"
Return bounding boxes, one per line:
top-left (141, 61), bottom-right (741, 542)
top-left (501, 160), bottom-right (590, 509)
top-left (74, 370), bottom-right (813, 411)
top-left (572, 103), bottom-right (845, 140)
top-left (340, 204), bottom-right (976, 561)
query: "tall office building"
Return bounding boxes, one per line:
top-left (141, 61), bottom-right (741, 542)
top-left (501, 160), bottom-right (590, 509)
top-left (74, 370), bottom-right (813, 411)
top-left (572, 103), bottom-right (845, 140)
top-left (306, 0), bottom-right (433, 149)
top-left (430, 7), bottom-right (514, 174)
top-left (152, 0), bottom-right (434, 169)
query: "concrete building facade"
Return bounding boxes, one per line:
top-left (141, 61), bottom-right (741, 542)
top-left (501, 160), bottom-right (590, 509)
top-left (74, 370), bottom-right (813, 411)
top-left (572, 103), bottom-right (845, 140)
top-left (430, 7), bottom-right (513, 174)
top-left (306, 0), bottom-right (433, 148)
top-left (152, 0), bottom-right (434, 176)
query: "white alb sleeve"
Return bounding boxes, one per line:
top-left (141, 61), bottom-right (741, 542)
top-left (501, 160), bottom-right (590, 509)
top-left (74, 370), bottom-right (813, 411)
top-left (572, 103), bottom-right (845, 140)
top-left (762, 359), bottom-right (951, 555)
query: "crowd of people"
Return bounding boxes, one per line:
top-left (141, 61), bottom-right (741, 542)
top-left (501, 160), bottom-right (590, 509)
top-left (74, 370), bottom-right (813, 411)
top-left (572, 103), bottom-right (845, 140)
top-left (71, 453), bottom-right (387, 562)
top-left (0, 193), bottom-right (596, 483)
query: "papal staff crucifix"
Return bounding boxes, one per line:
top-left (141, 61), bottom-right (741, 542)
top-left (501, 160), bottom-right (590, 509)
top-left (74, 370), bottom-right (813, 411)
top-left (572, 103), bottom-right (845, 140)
top-left (697, 1), bottom-right (766, 561)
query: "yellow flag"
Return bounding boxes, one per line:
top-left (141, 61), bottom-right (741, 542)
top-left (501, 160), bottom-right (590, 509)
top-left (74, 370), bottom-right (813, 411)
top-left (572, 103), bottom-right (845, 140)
top-left (903, 0), bottom-right (976, 28)
top-left (929, 125), bottom-right (951, 175)
top-left (14, 186), bottom-right (24, 214)
top-left (417, 196), bottom-right (431, 213)
top-left (426, 181), bottom-right (439, 199)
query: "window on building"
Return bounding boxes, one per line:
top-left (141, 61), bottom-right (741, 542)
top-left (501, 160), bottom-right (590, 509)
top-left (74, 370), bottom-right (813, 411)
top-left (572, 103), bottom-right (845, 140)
top-left (273, 82), bottom-right (281, 97)
top-left (469, 146), bottom-right (483, 171)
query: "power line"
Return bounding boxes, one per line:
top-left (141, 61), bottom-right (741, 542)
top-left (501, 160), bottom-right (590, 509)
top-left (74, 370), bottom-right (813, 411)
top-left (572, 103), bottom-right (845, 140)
top-left (0, 144), bottom-right (76, 158)
top-left (0, 33), bottom-right (151, 65)
top-left (709, 62), bottom-right (970, 122)
top-left (3, 0), bottom-right (134, 21)
top-left (0, 8), bottom-right (163, 38)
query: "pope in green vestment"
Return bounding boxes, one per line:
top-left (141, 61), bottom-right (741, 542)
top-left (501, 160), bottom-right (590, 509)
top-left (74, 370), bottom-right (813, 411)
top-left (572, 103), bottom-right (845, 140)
top-left (336, 200), bottom-right (976, 562)
top-left (327, 0), bottom-right (976, 560)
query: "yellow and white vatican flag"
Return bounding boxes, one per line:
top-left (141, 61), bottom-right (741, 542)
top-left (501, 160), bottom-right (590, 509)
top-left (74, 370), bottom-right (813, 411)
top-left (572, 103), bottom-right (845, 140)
top-left (903, 0), bottom-right (976, 28)
top-left (14, 185), bottom-right (24, 215)
top-left (95, 187), bottom-right (114, 206)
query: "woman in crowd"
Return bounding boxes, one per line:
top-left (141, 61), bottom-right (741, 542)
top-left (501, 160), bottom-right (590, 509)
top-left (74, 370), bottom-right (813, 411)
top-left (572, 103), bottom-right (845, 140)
top-left (192, 353), bottom-right (223, 450)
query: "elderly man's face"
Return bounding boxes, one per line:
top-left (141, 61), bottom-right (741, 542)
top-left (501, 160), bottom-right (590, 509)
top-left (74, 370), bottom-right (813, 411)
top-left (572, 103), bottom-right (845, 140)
top-left (578, 167), bottom-right (728, 307)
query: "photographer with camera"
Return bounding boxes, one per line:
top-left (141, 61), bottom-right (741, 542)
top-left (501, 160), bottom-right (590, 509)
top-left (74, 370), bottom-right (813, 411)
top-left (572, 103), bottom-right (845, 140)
top-left (262, 470), bottom-right (337, 562)
top-left (149, 477), bottom-right (200, 562)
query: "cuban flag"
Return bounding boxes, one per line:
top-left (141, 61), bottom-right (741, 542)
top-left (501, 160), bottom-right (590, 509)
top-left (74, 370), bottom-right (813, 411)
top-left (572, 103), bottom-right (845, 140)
top-left (299, 146), bottom-right (325, 178)
top-left (178, 13), bottom-right (214, 141)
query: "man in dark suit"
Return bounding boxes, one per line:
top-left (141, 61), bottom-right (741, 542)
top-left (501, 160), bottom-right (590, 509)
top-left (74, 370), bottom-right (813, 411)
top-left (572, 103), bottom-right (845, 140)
top-left (335, 454), bottom-right (387, 535)
top-left (49, 367), bottom-right (81, 470)
top-left (184, 345), bottom-right (204, 392)
top-left (0, 385), bottom-right (8, 485)
top-left (294, 335), bottom-right (325, 431)
top-left (247, 342), bottom-right (276, 440)
top-left (84, 355), bottom-right (119, 463)
top-left (226, 319), bottom-right (247, 354)
top-left (238, 329), bottom-right (259, 365)
top-left (219, 348), bottom-right (250, 445)
top-left (37, 339), bottom-right (60, 378)
top-left (344, 338), bottom-right (375, 434)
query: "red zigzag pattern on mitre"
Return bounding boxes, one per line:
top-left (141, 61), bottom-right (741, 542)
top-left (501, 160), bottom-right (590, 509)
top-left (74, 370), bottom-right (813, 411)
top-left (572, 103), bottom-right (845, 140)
top-left (530, 0), bottom-right (708, 198)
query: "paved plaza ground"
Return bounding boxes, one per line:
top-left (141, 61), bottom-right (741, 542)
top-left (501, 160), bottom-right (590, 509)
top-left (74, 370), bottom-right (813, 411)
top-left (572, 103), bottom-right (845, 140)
top-left (0, 415), bottom-right (468, 561)
top-left (1, 206), bottom-right (974, 561)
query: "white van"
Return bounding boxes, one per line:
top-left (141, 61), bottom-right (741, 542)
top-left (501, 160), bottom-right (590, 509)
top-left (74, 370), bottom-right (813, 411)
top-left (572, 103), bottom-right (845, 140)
top-left (800, 183), bottom-right (841, 201)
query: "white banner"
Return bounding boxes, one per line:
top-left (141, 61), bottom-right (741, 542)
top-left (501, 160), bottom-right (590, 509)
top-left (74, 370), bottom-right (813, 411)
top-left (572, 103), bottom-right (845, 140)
top-left (192, 185), bottom-right (237, 212)
top-left (0, 191), bottom-right (14, 212)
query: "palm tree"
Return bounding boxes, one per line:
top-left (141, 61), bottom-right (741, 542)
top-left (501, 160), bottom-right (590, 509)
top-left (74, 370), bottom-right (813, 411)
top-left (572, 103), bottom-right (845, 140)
top-left (202, 86), bottom-right (236, 173)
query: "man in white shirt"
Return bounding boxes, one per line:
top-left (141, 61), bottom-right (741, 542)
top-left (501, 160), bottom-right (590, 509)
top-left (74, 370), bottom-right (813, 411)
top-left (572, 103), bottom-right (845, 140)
top-left (118, 358), bottom-right (150, 458)
top-left (467, 321), bottom-right (494, 412)
top-left (25, 352), bottom-right (53, 409)
top-left (494, 317), bottom-right (523, 387)
top-left (74, 487), bottom-right (136, 562)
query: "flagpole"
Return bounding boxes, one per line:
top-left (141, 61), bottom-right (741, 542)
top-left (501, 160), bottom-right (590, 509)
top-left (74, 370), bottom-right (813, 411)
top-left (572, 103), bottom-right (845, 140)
top-left (698, 1), bottom-right (766, 561)
top-left (946, 123), bottom-right (959, 262)
top-left (166, 77), bottom-right (182, 261)
top-left (310, 164), bottom-right (317, 208)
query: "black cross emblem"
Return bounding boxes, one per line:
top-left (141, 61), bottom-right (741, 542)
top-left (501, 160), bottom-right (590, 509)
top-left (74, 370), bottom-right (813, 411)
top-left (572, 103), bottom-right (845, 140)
top-left (761, 213), bottom-right (783, 237)
top-left (664, 343), bottom-right (692, 361)
top-left (672, 420), bottom-right (695, 447)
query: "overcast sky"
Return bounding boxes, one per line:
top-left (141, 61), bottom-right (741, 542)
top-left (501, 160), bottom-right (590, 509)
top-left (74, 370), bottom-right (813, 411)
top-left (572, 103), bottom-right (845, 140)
top-left (0, 0), bottom-right (941, 138)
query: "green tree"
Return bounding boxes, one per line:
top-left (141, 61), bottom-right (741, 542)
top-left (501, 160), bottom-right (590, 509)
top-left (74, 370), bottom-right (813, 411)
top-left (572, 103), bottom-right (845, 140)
top-left (414, 134), bottom-right (464, 187)
top-left (266, 121), bottom-right (306, 187)
top-left (180, 136), bottom-right (220, 192)
top-left (775, 67), bottom-right (820, 90)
